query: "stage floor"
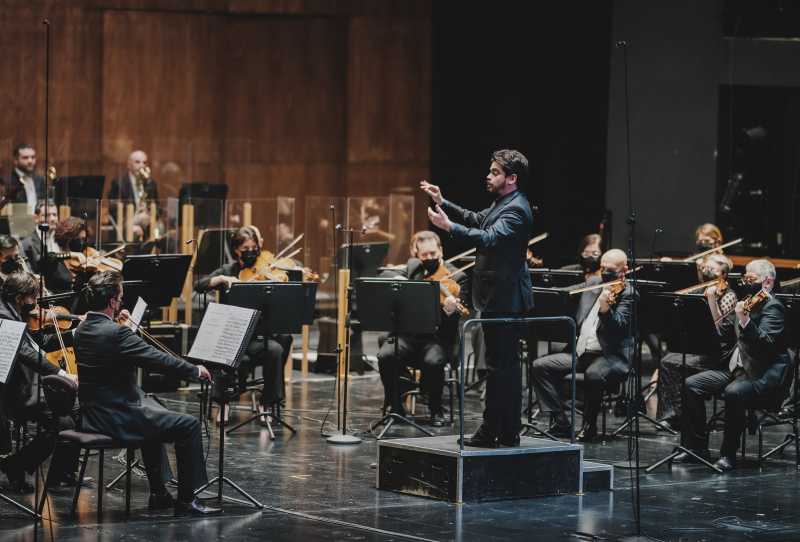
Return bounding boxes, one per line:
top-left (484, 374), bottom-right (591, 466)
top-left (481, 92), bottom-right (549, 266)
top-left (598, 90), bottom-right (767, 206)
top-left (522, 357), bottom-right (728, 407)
top-left (2, 370), bottom-right (799, 542)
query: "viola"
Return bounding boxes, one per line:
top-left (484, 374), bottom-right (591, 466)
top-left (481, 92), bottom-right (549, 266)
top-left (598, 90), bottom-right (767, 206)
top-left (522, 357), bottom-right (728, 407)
top-left (425, 261), bottom-right (469, 317)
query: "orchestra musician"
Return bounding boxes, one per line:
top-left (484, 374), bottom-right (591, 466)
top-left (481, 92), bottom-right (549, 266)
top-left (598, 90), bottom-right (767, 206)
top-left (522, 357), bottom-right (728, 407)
top-left (195, 225), bottom-right (293, 423)
top-left (108, 150), bottom-right (159, 206)
top-left (423, 149), bottom-right (534, 448)
top-left (21, 199), bottom-right (59, 273)
top-left (45, 216), bottom-right (88, 293)
top-left (377, 230), bottom-right (468, 427)
top-left (0, 235), bottom-right (26, 285)
top-left (655, 254), bottom-right (738, 431)
top-left (0, 272), bottom-right (82, 492)
top-left (0, 144), bottom-right (44, 215)
top-left (676, 259), bottom-right (790, 471)
top-left (694, 223), bottom-right (723, 255)
top-left (74, 271), bottom-right (218, 515)
top-left (531, 249), bottom-right (637, 441)
top-left (561, 234), bottom-right (603, 278)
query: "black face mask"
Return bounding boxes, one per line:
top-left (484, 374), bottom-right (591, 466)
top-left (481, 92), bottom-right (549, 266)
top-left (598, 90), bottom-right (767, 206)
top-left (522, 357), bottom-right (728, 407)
top-left (696, 242), bottom-right (715, 254)
top-left (580, 255), bottom-right (601, 274)
top-left (19, 302), bottom-right (36, 318)
top-left (240, 250), bottom-right (259, 268)
top-left (421, 258), bottom-right (440, 275)
top-left (740, 280), bottom-right (763, 297)
top-left (702, 268), bottom-right (719, 280)
top-left (601, 270), bottom-right (619, 284)
top-left (1, 257), bottom-right (22, 275)
top-left (68, 238), bottom-right (85, 252)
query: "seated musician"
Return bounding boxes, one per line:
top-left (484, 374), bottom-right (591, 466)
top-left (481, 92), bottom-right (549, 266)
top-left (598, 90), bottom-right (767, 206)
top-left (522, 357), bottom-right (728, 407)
top-left (0, 272), bottom-right (82, 492)
top-left (377, 230), bottom-right (467, 427)
top-left (21, 200), bottom-right (59, 274)
top-left (656, 254), bottom-right (738, 430)
top-left (194, 226), bottom-right (293, 423)
top-left (531, 248), bottom-right (637, 441)
top-left (677, 259), bottom-right (790, 471)
top-left (74, 271), bottom-right (218, 515)
top-left (45, 216), bottom-right (88, 293)
top-left (0, 235), bottom-right (26, 285)
top-left (694, 223), bottom-right (723, 255)
top-left (560, 234), bottom-right (603, 278)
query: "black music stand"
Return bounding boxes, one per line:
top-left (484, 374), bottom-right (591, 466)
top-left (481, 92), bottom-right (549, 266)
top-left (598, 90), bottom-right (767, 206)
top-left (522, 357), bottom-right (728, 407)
top-left (521, 287), bottom-right (579, 440)
top-left (122, 254), bottom-right (192, 309)
top-left (636, 260), bottom-right (699, 290)
top-left (646, 293), bottom-right (724, 473)
top-left (53, 175), bottom-right (105, 203)
top-left (529, 269), bottom-right (584, 289)
top-left (357, 278), bottom-right (439, 439)
top-left (338, 242), bottom-right (389, 281)
top-left (223, 282), bottom-right (306, 437)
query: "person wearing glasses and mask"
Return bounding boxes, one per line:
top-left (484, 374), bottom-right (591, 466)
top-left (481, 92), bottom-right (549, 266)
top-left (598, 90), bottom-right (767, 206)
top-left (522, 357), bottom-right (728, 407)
top-left (531, 248), bottom-right (637, 441)
top-left (376, 230), bottom-right (468, 427)
top-left (676, 259), bottom-right (790, 471)
top-left (0, 235), bottom-right (27, 285)
top-left (561, 234), bottom-right (603, 281)
top-left (195, 226), bottom-right (292, 424)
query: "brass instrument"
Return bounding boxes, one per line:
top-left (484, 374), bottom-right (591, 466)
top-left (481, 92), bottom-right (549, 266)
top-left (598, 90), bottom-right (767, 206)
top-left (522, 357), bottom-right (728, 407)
top-left (134, 165), bottom-right (151, 210)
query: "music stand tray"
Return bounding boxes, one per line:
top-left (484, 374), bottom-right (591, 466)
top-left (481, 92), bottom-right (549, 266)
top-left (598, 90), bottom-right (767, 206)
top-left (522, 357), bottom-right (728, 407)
top-left (223, 282), bottom-right (306, 437)
top-left (356, 278), bottom-right (440, 439)
top-left (530, 269), bottom-right (584, 289)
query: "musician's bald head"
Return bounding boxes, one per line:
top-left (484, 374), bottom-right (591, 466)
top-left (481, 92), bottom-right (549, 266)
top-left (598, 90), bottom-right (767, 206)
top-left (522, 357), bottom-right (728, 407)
top-left (601, 249), bottom-right (628, 277)
top-left (127, 150), bottom-right (148, 174)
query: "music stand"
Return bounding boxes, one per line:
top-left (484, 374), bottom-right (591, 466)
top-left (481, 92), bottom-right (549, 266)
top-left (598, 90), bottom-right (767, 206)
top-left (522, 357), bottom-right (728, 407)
top-left (53, 175), bottom-right (105, 204)
top-left (519, 287), bottom-right (579, 440)
top-left (645, 293), bottom-right (724, 473)
top-left (223, 282), bottom-right (306, 437)
top-left (337, 242), bottom-right (389, 281)
top-left (357, 278), bottom-right (439, 439)
top-left (122, 254), bottom-right (192, 309)
top-left (530, 269), bottom-right (584, 289)
top-left (636, 260), bottom-right (699, 290)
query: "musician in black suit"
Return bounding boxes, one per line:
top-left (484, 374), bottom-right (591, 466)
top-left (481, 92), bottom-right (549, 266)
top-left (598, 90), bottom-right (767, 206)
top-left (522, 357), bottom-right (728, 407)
top-left (423, 149), bottom-right (534, 447)
top-left (678, 259), bottom-right (790, 471)
top-left (74, 271), bottom-right (218, 515)
top-left (20, 200), bottom-right (59, 274)
top-left (531, 249), bottom-right (637, 441)
top-left (0, 144), bottom-right (45, 214)
top-left (377, 230), bottom-right (467, 427)
top-left (195, 226), bottom-right (293, 421)
top-left (0, 272), bottom-right (81, 492)
top-left (108, 150), bottom-right (159, 204)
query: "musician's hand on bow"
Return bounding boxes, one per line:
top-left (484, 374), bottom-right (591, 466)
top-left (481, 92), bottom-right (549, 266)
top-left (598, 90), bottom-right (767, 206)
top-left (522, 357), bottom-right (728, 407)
top-left (420, 180), bottom-right (443, 205)
top-left (428, 205), bottom-right (452, 232)
top-left (198, 365), bottom-right (212, 382)
top-left (443, 295), bottom-right (458, 315)
top-left (118, 309), bottom-right (131, 323)
top-left (705, 284), bottom-right (718, 300)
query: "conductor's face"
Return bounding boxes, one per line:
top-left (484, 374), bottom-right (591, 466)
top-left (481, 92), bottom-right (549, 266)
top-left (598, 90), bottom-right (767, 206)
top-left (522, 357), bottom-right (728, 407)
top-left (485, 161), bottom-right (515, 196)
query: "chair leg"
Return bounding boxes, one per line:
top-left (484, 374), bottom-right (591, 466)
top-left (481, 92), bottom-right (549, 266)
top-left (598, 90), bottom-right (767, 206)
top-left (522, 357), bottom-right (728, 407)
top-left (125, 448), bottom-right (133, 516)
top-left (72, 448), bottom-right (90, 518)
top-left (97, 449), bottom-right (104, 522)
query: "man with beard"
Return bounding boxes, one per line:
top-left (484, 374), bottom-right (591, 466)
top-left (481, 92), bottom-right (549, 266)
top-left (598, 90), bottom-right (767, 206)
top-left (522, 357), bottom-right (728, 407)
top-left (1, 144), bottom-right (44, 215)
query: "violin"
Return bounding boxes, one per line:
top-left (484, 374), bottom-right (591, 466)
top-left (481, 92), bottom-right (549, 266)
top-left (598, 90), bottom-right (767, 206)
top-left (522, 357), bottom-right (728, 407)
top-left (713, 288), bottom-right (769, 325)
top-left (426, 261), bottom-right (469, 317)
top-left (57, 246), bottom-right (123, 275)
top-left (238, 250), bottom-right (289, 283)
top-left (605, 280), bottom-right (626, 305)
top-left (27, 305), bottom-right (80, 332)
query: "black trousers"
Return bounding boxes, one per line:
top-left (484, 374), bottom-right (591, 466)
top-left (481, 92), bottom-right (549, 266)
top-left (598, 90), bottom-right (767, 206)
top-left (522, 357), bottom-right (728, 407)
top-left (378, 335), bottom-right (447, 413)
top-left (531, 351), bottom-right (628, 428)
top-left (4, 401), bottom-right (80, 481)
top-left (684, 365), bottom-right (786, 457)
top-left (139, 410), bottom-right (208, 503)
top-left (481, 313), bottom-right (523, 438)
top-left (238, 334), bottom-right (292, 406)
top-left (657, 353), bottom-right (716, 420)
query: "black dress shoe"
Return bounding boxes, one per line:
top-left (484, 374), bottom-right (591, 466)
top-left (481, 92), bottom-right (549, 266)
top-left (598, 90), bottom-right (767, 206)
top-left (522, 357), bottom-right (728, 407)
top-left (497, 434), bottom-right (520, 447)
top-left (714, 456), bottom-right (736, 472)
top-left (577, 425), bottom-right (599, 443)
top-left (149, 490), bottom-right (176, 510)
top-left (458, 424), bottom-right (497, 448)
top-left (429, 409), bottom-right (446, 428)
top-left (174, 498), bottom-right (222, 517)
top-left (672, 449), bottom-right (711, 464)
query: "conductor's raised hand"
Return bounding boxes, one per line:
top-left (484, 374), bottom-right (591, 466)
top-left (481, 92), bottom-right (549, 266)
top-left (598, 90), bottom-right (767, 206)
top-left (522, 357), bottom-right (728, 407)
top-left (420, 180), bottom-right (443, 205)
top-left (427, 205), bottom-right (452, 232)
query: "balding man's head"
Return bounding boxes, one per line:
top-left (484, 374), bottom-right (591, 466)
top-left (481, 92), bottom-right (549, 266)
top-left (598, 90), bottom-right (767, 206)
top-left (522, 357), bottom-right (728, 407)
top-left (127, 150), bottom-right (148, 173)
top-left (600, 249), bottom-right (628, 278)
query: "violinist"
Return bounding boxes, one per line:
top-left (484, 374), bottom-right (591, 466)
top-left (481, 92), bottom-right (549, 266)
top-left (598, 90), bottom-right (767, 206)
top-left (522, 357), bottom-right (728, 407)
top-left (376, 230), bottom-right (468, 427)
top-left (0, 235), bottom-right (26, 285)
top-left (45, 216), bottom-right (88, 293)
top-left (531, 248), bottom-right (637, 441)
top-left (678, 259), bottom-right (790, 471)
top-left (21, 199), bottom-right (59, 273)
top-left (655, 254), bottom-right (738, 431)
top-left (561, 234), bottom-right (603, 279)
top-left (0, 272), bottom-right (82, 492)
top-left (195, 226), bottom-right (293, 423)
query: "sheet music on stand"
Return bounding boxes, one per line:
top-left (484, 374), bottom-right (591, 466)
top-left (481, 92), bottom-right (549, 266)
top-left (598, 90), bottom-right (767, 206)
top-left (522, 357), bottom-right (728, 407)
top-left (126, 297), bottom-right (148, 331)
top-left (0, 319), bottom-right (26, 384)
top-left (188, 302), bottom-right (260, 369)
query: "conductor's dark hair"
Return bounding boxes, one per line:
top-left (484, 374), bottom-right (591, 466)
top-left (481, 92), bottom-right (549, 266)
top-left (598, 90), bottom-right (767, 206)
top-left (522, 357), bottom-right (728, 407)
top-left (1, 271), bottom-right (39, 302)
top-left (85, 270), bottom-right (123, 311)
top-left (13, 143), bottom-right (34, 158)
top-left (0, 234), bottom-right (19, 251)
top-left (491, 149), bottom-right (529, 187)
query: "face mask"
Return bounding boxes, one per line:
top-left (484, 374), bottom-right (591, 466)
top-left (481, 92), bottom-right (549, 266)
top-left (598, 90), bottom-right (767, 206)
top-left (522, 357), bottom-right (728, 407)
top-left (421, 258), bottom-right (440, 275)
top-left (696, 242), bottom-right (714, 253)
top-left (240, 250), bottom-right (259, 268)
top-left (740, 280), bottom-right (763, 297)
top-left (601, 270), bottom-right (619, 283)
top-left (701, 267), bottom-right (718, 280)
top-left (580, 255), bottom-right (601, 273)
top-left (68, 238), bottom-right (85, 252)
top-left (19, 302), bottom-right (36, 318)
top-left (1, 257), bottom-right (22, 275)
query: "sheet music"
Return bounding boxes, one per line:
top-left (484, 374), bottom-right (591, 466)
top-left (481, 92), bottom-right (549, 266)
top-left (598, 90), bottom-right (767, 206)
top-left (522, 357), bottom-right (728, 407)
top-left (127, 297), bottom-right (147, 330)
top-left (0, 319), bottom-right (26, 384)
top-left (188, 302), bottom-right (257, 367)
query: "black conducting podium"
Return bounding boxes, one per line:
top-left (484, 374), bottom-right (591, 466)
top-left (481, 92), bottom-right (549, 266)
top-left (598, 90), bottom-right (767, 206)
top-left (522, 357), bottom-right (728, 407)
top-left (357, 278), bottom-right (440, 439)
top-left (645, 293), bottom-right (725, 473)
top-left (222, 281), bottom-right (313, 437)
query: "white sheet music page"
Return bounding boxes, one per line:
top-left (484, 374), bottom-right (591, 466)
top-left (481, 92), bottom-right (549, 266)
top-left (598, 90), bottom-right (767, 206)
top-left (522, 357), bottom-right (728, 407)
top-left (188, 302), bottom-right (257, 367)
top-left (126, 297), bottom-right (148, 330)
top-left (0, 319), bottom-right (27, 384)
